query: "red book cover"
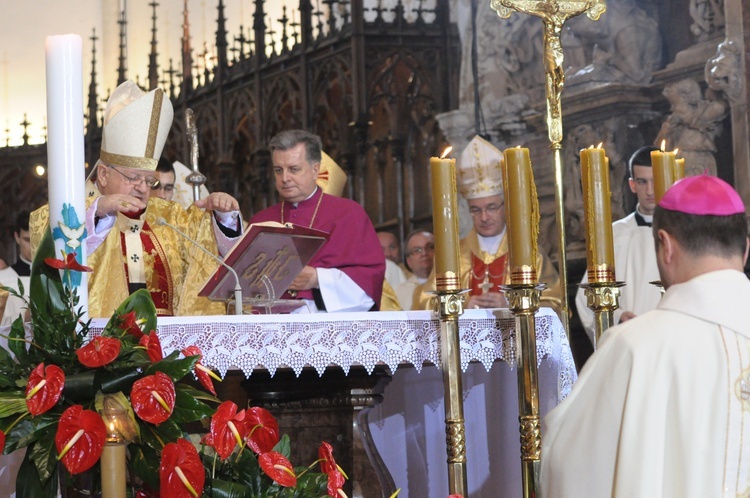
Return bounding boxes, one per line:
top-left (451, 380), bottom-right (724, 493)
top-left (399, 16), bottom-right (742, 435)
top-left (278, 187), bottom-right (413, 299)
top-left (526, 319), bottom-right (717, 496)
top-left (198, 222), bottom-right (329, 302)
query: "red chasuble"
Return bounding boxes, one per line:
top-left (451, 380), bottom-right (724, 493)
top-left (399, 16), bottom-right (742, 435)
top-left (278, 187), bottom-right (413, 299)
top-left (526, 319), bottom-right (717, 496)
top-left (249, 188), bottom-right (385, 309)
top-left (469, 253), bottom-right (508, 296)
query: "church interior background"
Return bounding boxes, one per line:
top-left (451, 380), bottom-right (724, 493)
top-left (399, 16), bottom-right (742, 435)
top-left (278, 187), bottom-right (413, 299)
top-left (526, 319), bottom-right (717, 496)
top-left (0, 0), bottom-right (746, 367)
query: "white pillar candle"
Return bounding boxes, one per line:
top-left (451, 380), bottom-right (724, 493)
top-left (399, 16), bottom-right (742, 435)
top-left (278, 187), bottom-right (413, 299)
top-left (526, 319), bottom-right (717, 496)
top-left (45, 34), bottom-right (88, 313)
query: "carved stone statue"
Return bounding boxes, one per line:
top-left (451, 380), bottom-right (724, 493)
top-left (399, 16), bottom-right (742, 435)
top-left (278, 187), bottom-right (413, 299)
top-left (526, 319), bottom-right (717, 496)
top-left (656, 79), bottom-right (729, 177)
top-left (563, 0), bottom-right (662, 86)
top-left (457, 0), bottom-right (543, 112)
top-left (690, 0), bottom-right (725, 42)
top-left (705, 39), bottom-right (742, 104)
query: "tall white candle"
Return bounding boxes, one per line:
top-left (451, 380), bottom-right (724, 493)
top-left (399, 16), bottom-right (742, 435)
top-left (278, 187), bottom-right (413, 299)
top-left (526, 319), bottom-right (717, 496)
top-left (45, 34), bottom-right (88, 312)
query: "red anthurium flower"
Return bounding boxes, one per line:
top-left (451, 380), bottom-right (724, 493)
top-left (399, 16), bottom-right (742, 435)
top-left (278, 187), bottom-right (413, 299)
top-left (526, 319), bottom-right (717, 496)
top-left (244, 406), bottom-right (280, 454)
top-left (131, 371), bottom-right (176, 424)
top-left (44, 251), bottom-right (93, 272)
top-left (120, 311), bottom-right (145, 339)
top-left (160, 438), bottom-right (205, 498)
top-left (209, 401), bottom-right (247, 460)
top-left (259, 452), bottom-right (297, 487)
top-left (25, 363), bottom-right (65, 416)
top-left (182, 346), bottom-right (218, 396)
top-left (54, 405), bottom-right (107, 474)
top-left (319, 441), bottom-right (337, 474)
top-left (327, 469), bottom-right (346, 498)
top-left (139, 331), bottom-right (163, 362)
top-left (76, 336), bottom-right (121, 367)
top-left (447, 495), bottom-right (464, 498)
top-left (0, 429), bottom-right (5, 454)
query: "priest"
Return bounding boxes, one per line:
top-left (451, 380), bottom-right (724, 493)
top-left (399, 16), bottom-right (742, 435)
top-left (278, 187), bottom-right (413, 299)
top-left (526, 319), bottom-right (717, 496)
top-left (31, 80), bottom-right (242, 317)
top-left (418, 135), bottom-right (561, 311)
top-left (248, 129), bottom-right (384, 312)
top-left (541, 174), bottom-right (750, 497)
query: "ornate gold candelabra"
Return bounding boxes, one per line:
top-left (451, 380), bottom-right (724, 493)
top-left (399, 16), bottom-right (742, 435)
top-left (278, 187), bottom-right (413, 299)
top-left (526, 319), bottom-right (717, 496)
top-left (490, 0), bottom-right (607, 339)
top-left (502, 281), bottom-right (546, 498)
top-left (434, 285), bottom-right (469, 497)
top-left (580, 281), bottom-right (624, 348)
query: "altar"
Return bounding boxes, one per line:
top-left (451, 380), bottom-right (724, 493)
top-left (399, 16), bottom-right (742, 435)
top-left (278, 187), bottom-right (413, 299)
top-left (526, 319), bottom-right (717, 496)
top-left (82, 307), bottom-right (574, 498)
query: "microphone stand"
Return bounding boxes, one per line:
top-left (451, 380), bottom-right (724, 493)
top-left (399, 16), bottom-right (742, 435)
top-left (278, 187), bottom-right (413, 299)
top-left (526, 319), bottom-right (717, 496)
top-left (156, 217), bottom-right (243, 315)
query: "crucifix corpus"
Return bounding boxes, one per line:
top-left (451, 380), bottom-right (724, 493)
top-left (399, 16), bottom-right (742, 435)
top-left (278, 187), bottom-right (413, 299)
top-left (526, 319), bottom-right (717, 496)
top-left (488, 2), bottom-right (606, 498)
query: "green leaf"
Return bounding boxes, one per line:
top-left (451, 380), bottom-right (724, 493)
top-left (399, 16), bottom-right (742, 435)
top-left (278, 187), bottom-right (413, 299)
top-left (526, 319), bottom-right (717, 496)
top-left (28, 432), bottom-right (59, 483)
top-left (146, 352), bottom-right (198, 381)
top-left (29, 230), bottom-right (67, 320)
top-left (171, 386), bottom-right (216, 424)
top-left (98, 366), bottom-right (142, 394)
top-left (129, 443), bottom-right (160, 490)
top-left (7, 315), bottom-right (29, 366)
top-left (104, 288), bottom-right (158, 335)
top-left (209, 478), bottom-right (251, 498)
top-left (62, 370), bottom-right (98, 402)
top-left (273, 434), bottom-right (292, 459)
top-left (16, 451), bottom-right (59, 498)
top-left (139, 418), bottom-right (183, 452)
top-left (0, 392), bottom-right (28, 418)
top-left (5, 414), bottom-right (58, 453)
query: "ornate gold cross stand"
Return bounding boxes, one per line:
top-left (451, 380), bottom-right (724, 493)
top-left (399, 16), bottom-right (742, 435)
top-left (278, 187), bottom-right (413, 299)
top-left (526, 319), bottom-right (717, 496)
top-left (489, 0), bottom-right (606, 338)
top-left (503, 282), bottom-right (545, 498)
top-left (580, 281), bottom-right (624, 348)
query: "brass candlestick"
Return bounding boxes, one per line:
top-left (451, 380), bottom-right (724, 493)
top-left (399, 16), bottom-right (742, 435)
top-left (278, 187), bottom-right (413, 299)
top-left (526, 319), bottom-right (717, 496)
top-left (434, 287), bottom-right (470, 497)
top-left (490, 0), bottom-right (607, 339)
top-left (580, 281), bottom-right (625, 348)
top-left (502, 281), bottom-right (546, 498)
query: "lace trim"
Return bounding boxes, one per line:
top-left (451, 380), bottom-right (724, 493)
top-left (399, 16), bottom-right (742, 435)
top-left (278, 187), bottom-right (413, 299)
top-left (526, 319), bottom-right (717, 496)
top-left (90, 308), bottom-right (577, 402)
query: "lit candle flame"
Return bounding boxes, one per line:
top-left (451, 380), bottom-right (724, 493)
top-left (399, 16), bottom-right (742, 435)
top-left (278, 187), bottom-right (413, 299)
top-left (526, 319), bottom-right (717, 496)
top-left (674, 148), bottom-right (679, 155)
top-left (440, 146), bottom-right (453, 159)
top-left (660, 139), bottom-right (667, 152)
top-left (596, 142), bottom-right (603, 149)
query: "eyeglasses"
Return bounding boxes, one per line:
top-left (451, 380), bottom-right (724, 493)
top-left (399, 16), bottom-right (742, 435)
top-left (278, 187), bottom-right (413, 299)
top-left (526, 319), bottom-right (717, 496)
top-left (407, 244), bottom-right (435, 257)
top-left (469, 203), bottom-right (503, 217)
top-left (107, 164), bottom-right (160, 189)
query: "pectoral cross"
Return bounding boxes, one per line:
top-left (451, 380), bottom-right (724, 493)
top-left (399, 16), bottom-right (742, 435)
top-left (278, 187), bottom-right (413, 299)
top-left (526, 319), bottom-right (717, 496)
top-left (478, 268), bottom-right (493, 295)
top-left (489, 0), bottom-right (605, 144)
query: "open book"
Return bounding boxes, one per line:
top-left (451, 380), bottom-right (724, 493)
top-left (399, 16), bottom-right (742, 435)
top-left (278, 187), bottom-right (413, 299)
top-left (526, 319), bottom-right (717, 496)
top-left (198, 222), bottom-right (329, 312)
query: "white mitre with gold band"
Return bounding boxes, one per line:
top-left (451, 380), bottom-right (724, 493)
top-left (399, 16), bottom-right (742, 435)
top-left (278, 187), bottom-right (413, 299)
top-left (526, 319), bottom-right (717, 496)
top-left (100, 80), bottom-right (174, 171)
top-left (316, 151), bottom-right (347, 197)
top-left (456, 135), bottom-right (503, 199)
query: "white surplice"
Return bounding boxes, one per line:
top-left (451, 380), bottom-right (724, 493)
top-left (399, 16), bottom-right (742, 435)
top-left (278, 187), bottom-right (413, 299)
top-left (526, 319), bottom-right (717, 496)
top-left (542, 269), bottom-right (750, 497)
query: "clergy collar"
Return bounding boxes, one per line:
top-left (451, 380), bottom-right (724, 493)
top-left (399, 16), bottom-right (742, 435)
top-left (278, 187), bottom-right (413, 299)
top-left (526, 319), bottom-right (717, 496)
top-left (288, 186), bottom-right (320, 208)
top-left (634, 204), bottom-right (653, 227)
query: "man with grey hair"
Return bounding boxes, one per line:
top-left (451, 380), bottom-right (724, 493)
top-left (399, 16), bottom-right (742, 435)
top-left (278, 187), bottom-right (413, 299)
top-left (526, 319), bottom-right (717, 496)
top-left (249, 129), bottom-right (385, 312)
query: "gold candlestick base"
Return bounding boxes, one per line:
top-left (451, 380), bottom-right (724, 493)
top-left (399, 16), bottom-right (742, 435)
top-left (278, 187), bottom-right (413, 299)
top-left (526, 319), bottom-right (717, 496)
top-left (431, 289), bottom-right (470, 497)
top-left (580, 281), bottom-right (625, 349)
top-left (501, 282), bottom-right (546, 498)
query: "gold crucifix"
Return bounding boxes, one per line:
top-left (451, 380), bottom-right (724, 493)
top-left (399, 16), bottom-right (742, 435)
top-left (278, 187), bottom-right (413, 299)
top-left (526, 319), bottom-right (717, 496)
top-left (489, 0), bottom-right (606, 143)
top-left (479, 268), bottom-right (493, 294)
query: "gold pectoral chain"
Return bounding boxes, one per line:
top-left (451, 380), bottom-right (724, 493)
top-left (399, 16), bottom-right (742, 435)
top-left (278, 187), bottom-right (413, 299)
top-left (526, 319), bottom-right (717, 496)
top-left (280, 192), bottom-right (324, 229)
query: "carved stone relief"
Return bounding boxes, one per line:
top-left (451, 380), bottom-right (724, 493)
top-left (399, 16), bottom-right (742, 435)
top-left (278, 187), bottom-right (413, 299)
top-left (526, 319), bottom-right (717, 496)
top-left (655, 78), bottom-right (729, 176)
top-left (690, 0), bottom-right (725, 42)
top-left (563, 0), bottom-right (662, 87)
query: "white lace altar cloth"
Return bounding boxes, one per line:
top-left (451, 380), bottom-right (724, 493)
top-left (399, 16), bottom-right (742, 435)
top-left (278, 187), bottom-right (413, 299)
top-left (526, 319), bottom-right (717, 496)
top-left (91, 307), bottom-right (576, 401)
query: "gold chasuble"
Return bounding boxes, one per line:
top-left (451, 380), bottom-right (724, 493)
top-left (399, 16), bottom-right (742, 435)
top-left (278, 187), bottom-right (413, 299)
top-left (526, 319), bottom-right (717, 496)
top-left (418, 229), bottom-right (562, 313)
top-left (31, 197), bottom-right (224, 317)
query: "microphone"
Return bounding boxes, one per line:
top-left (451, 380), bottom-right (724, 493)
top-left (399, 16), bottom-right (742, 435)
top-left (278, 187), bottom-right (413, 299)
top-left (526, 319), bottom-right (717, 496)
top-left (155, 217), bottom-right (243, 315)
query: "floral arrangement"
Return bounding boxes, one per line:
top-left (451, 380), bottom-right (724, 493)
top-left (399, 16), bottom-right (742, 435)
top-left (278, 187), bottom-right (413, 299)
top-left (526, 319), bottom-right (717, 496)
top-left (0, 230), bottom-right (347, 498)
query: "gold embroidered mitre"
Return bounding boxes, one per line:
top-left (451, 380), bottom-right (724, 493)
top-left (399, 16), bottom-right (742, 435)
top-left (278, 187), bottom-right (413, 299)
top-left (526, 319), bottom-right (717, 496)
top-left (100, 80), bottom-right (173, 171)
top-left (316, 151), bottom-right (347, 198)
top-left (456, 135), bottom-right (504, 199)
